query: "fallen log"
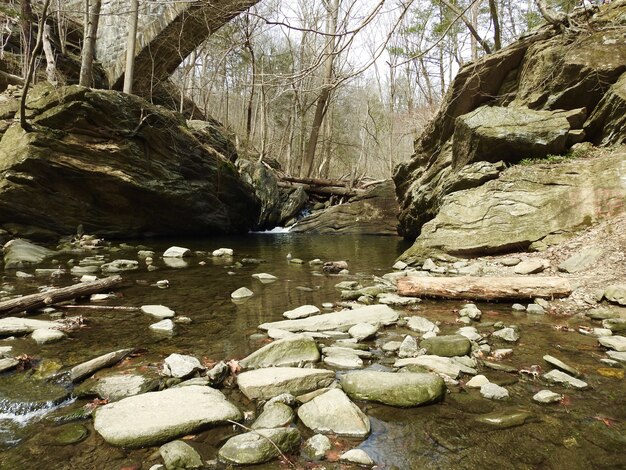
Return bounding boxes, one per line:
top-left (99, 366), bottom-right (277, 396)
top-left (281, 175), bottom-right (350, 188)
top-left (397, 276), bottom-right (572, 300)
top-left (56, 304), bottom-right (139, 312)
top-left (278, 181), bottom-right (366, 197)
top-left (0, 275), bottom-right (123, 316)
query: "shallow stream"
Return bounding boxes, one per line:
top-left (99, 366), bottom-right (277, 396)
top-left (0, 234), bottom-right (624, 469)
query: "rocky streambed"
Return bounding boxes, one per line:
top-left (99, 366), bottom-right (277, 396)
top-left (0, 234), bottom-right (625, 470)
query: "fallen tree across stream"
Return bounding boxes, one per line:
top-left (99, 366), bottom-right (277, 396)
top-left (0, 275), bottom-right (123, 316)
top-left (397, 276), bottom-right (573, 300)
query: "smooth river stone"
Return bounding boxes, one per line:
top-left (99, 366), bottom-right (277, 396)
top-left (239, 335), bottom-right (320, 369)
top-left (237, 367), bottom-right (335, 400)
top-left (219, 428), bottom-right (301, 465)
top-left (297, 389), bottom-right (370, 437)
top-left (94, 385), bottom-right (241, 447)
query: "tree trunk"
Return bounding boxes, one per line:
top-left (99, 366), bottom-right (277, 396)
top-left (79, 0), bottom-right (101, 87)
top-left (439, 0), bottom-right (492, 54)
top-left (489, 0), bottom-right (502, 51)
top-left (42, 23), bottom-right (56, 84)
top-left (20, 0), bottom-right (35, 78)
top-left (123, 0), bottom-right (139, 93)
top-left (397, 276), bottom-right (572, 301)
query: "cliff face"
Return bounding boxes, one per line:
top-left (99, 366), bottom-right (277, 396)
top-left (393, 1), bottom-right (626, 263)
top-left (0, 85), bottom-right (259, 240)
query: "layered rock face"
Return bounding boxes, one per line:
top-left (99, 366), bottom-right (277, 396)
top-left (394, 3), bottom-right (626, 259)
top-left (0, 84), bottom-right (259, 239)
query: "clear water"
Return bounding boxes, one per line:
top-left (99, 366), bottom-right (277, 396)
top-left (0, 234), bottom-right (624, 470)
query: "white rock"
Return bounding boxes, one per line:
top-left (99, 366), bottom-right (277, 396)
top-left (533, 390), bottom-right (563, 404)
top-left (543, 370), bottom-right (588, 389)
top-left (162, 258), bottom-right (188, 269)
top-left (382, 341), bottom-right (402, 352)
top-left (377, 293), bottom-right (420, 306)
top-left (406, 316), bottom-right (439, 334)
top-left (395, 356), bottom-right (463, 378)
top-left (422, 331), bottom-right (437, 339)
top-left (16, 271), bottom-right (33, 279)
top-left (283, 305), bottom-right (320, 320)
top-left (340, 449), bottom-right (374, 466)
top-left (599, 335), bottom-right (626, 352)
top-left (398, 335), bottom-right (420, 358)
top-left (393, 261), bottom-right (408, 270)
top-left (492, 327), bottom-right (519, 342)
top-left (231, 287), bottom-right (254, 299)
top-left (457, 326), bottom-right (481, 342)
top-left (422, 259), bottom-right (437, 271)
top-left (212, 248), bottom-right (234, 257)
top-left (514, 259), bottom-right (549, 275)
top-left (91, 293), bottom-right (113, 302)
top-left (101, 259), bottom-right (139, 273)
top-left (237, 367), bottom-right (335, 400)
top-left (348, 323), bottom-right (378, 341)
top-left (297, 389), bottom-right (370, 437)
top-left (163, 353), bottom-right (204, 379)
top-left (80, 275), bottom-right (98, 282)
top-left (31, 328), bottom-right (66, 344)
top-left (149, 319), bottom-right (174, 333)
top-left (323, 352), bottom-right (364, 369)
top-left (480, 382), bottom-right (509, 400)
top-left (466, 374), bottom-right (490, 388)
top-left (252, 273), bottom-right (278, 283)
top-left (607, 351), bottom-right (626, 362)
top-left (163, 246), bottom-right (191, 258)
top-left (267, 328), bottom-right (296, 340)
top-left (141, 305), bottom-right (175, 319)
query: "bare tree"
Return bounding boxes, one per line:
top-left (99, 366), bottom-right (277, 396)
top-left (123, 0), bottom-right (139, 93)
top-left (79, 0), bottom-right (102, 87)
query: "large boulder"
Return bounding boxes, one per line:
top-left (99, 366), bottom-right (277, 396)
top-left (93, 385), bottom-right (242, 447)
top-left (297, 389), bottom-right (370, 437)
top-left (394, 3), bottom-right (626, 243)
top-left (291, 181), bottom-right (399, 235)
top-left (0, 84), bottom-right (259, 239)
top-left (398, 151), bottom-right (626, 261)
top-left (340, 371), bottom-right (445, 407)
top-left (239, 335), bottom-right (320, 370)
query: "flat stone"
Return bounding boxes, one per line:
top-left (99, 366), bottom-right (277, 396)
top-left (323, 350), bottom-right (363, 369)
top-left (377, 293), bottom-right (420, 306)
top-left (476, 409), bottom-right (532, 429)
top-left (543, 370), bottom-right (588, 389)
top-left (422, 259), bottom-right (438, 271)
top-left (70, 348), bottom-right (134, 383)
top-left (466, 375), bottom-right (490, 388)
top-left (420, 335), bottom-right (471, 357)
top-left (457, 326), bottom-right (482, 342)
top-left (231, 287), bottom-right (254, 299)
top-left (599, 336), bottom-right (626, 352)
top-left (31, 328), bottom-right (66, 344)
top-left (586, 308), bottom-right (620, 320)
top-left (159, 440), bottom-right (203, 470)
top-left (163, 354), bottom-right (204, 379)
top-left (395, 356), bottom-right (463, 378)
top-left (218, 428), bottom-right (301, 465)
top-left (251, 402), bottom-right (294, 429)
top-left (533, 390), bottom-right (563, 404)
top-left (514, 259), bottom-right (548, 275)
top-left (0, 317), bottom-right (63, 336)
top-left (0, 357), bottom-right (19, 372)
top-left (348, 323), bottom-right (379, 341)
top-left (297, 389), bottom-right (370, 437)
top-left (163, 246), bottom-right (191, 258)
top-left (283, 305), bottom-right (320, 320)
top-left (322, 346), bottom-right (372, 358)
top-left (94, 385), bottom-right (241, 447)
top-left (258, 305), bottom-right (399, 332)
top-left (150, 319), bottom-right (174, 333)
top-left (91, 374), bottom-right (158, 402)
top-left (492, 327), bottom-right (519, 342)
top-left (239, 335), bottom-right (320, 370)
top-left (501, 257), bottom-right (521, 267)
top-left (237, 367), bottom-right (335, 400)
top-left (406, 316), bottom-right (439, 334)
top-left (252, 273), bottom-right (278, 283)
top-left (340, 449), bottom-right (374, 466)
top-left (543, 355), bottom-right (581, 377)
top-left (480, 382), bottom-right (509, 400)
top-left (604, 285), bottom-right (626, 305)
top-left (558, 248), bottom-right (602, 273)
top-left (141, 305), bottom-right (175, 319)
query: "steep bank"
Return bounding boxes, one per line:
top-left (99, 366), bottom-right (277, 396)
top-left (0, 85), bottom-right (260, 240)
top-left (394, 2), bottom-right (626, 262)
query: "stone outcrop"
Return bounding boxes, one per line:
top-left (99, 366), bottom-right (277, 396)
top-left (0, 85), bottom-right (259, 239)
top-left (290, 181), bottom-right (400, 235)
top-left (394, 2), bottom-right (626, 260)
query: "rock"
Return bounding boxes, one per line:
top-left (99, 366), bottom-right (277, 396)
top-left (94, 385), bottom-right (242, 447)
top-left (53, 423), bottom-right (89, 445)
top-left (239, 335), bottom-right (320, 369)
top-left (323, 350), bottom-right (364, 369)
top-left (265, 393), bottom-right (298, 409)
top-left (3, 239), bottom-right (54, 268)
top-left (422, 258), bottom-right (438, 271)
top-left (543, 370), bottom-right (588, 389)
top-left (492, 327), bottom-right (519, 342)
top-left (0, 357), bottom-right (19, 373)
top-left (526, 303), bottom-right (545, 315)
top-left (543, 355), bottom-right (581, 377)
top-left (512, 303), bottom-right (526, 311)
top-left (599, 336), bottom-right (626, 352)
top-left (501, 257), bottom-right (521, 266)
top-left (420, 335), bottom-right (471, 357)
top-left (335, 281), bottom-right (361, 291)
top-left (252, 273), bottom-right (278, 283)
top-left (406, 316), bottom-right (439, 334)
top-left (212, 248), bottom-right (233, 257)
top-left (377, 293), bottom-right (420, 306)
top-left (586, 70), bottom-right (626, 146)
top-left (398, 335), bottom-right (420, 358)
top-left (218, 428), bottom-right (301, 465)
top-left (163, 354), bottom-right (204, 379)
top-left (150, 319), bottom-right (175, 333)
top-left (322, 346), bottom-right (372, 358)
top-left (283, 305), bottom-right (320, 320)
top-left (466, 375), bottom-right (490, 388)
top-left (291, 181), bottom-right (399, 235)
top-left (101, 259), bottom-right (139, 273)
top-left (459, 303), bottom-right (482, 320)
top-left (237, 367), bottom-right (335, 400)
top-left (603, 319), bottom-right (626, 334)
top-left (258, 305), bottom-right (398, 333)
top-left (141, 305), bottom-right (175, 319)
top-left (393, 261), bottom-right (408, 270)
top-left (267, 328), bottom-right (295, 340)
top-left (297, 389), bottom-right (370, 437)
top-left (607, 351), bottom-right (626, 363)
top-left (341, 371), bottom-right (445, 407)
top-left (514, 259), bottom-right (548, 275)
top-left (0, 317), bottom-right (63, 336)
top-left (69, 348), bottom-right (134, 383)
top-left (395, 355), bottom-right (474, 378)
top-left (231, 287), bottom-right (254, 299)
top-left (89, 374), bottom-right (158, 402)
top-left (160, 440), bottom-right (203, 470)
top-left (348, 323), bottom-right (378, 341)
top-left (480, 382), bottom-right (509, 400)
top-left (533, 390), bottom-right (563, 404)
top-left (340, 449), bottom-right (374, 466)
top-left (301, 434), bottom-right (331, 461)
top-left (476, 409), bottom-right (532, 429)
top-left (31, 328), bottom-right (66, 344)
top-left (586, 308), bottom-right (620, 321)
top-left (457, 326), bottom-right (482, 342)
top-left (251, 403), bottom-right (294, 429)
top-left (558, 247), bottom-right (603, 273)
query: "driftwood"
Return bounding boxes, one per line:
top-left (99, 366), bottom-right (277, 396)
top-left (397, 276), bottom-right (572, 301)
top-left (0, 275), bottom-right (123, 316)
top-left (57, 304), bottom-right (139, 312)
top-left (278, 181), bottom-right (366, 197)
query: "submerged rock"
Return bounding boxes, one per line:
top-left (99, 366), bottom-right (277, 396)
top-left (297, 389), bottom-right (370, 437)
top-left (476, 409), bottom-right (532, 429)
top-left (94, 385), bottom-right (242, 447)
top-left (218, 428), bottom-right (301, 465)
